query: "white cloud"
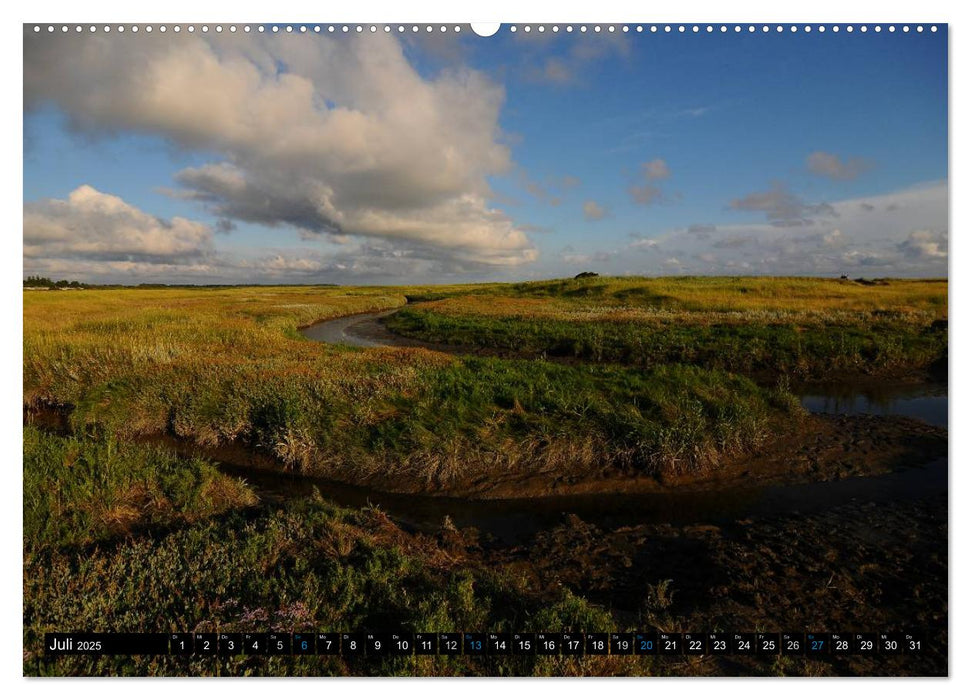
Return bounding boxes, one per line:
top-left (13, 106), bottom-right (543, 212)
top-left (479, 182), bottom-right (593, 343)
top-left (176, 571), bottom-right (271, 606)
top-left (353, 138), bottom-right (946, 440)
top-left (583, 200), bottom-right (608, 221)
top-left (22, 184), bottom-right (536, 285)
top-left (629, 184), bottom-right (663, 206)
top-left (24, 31), bottom-right (537, 268)
top-left (730, 182), bottom-right (837, 227)
top-left (627, 181), bottom-right (947, 277)
top-left (538, 58), bottom-right (572, 85)
top-left (821, 229), bottom-right (845, 247)
top-left (807, 151), bottom-right (872, 181)
top-left (628, 158), bottom-right (670, 206)
top-left (515, 170), bottom-right (580, 207)
top-left (898, 229), bottom-right (947, 259)
top-left (642, 158), bottom-right (671, 180)
top-left (24, 186), bottom-right (213, 263)
top-left (522, 33), bottom-right (631, 87)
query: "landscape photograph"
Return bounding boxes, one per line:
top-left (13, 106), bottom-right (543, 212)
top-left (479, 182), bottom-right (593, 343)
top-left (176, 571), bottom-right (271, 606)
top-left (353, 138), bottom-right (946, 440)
top-left (22, 22), bottom-right (947, 677)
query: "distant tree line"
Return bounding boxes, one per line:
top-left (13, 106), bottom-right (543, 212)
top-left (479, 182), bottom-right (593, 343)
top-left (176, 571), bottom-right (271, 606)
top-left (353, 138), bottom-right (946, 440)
top-left (24, 276), bottom-right (91, 289)
top-left (24, 277), bottom-right (342, 290)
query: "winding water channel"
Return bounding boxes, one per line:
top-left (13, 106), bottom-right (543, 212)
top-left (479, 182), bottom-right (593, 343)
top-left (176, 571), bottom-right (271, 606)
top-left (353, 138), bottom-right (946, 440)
top-left (252, 311), bottom-right (952, 543)
top-left (300, 309), bottom-right (411, 347)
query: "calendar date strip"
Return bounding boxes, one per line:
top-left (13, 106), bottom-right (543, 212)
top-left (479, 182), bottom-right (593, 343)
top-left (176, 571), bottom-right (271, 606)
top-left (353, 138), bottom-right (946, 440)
top-left (45, 631), bottom-right (925, 656)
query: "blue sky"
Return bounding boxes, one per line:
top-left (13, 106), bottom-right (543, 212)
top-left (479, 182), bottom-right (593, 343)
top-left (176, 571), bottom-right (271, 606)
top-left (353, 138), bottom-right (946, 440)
top-left (23, 25), bottom-right (948, 283)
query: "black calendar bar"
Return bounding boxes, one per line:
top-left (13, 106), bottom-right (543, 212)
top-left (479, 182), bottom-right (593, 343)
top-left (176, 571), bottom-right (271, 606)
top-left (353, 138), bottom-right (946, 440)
top-left (44, 633), bottom-right (169, 655)
top-left (42, 631), bottom-right (928, 656)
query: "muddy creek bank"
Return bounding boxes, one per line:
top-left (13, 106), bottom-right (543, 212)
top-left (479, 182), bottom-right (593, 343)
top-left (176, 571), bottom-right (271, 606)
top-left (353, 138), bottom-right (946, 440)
top-left (26, 401), bottom-right (946, 548)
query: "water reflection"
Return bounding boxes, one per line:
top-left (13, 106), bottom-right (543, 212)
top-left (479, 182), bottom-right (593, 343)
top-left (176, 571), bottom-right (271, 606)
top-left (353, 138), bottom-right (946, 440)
top-left (224, 456), bottom-right (947, 547)
top-left (799, 383), bottom-right (947, 427)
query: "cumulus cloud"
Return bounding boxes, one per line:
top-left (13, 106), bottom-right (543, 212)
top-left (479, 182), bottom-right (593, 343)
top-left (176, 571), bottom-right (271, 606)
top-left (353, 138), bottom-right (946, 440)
top-left (628, 184), bottom-right (662, 206)
top-left (629, 237), bottom-right (659, 250)
top-left (516, 171), bottom-right (580, 207)
top-left (729, 182), bottom-right (837, 227)
top-left (628, 181), bottom-right (947, 277)
top-left (23, 231), bottom-right (513, 286)
top-left (523, 32), bottom-right (631, 87)
top-left (821, 229), bottom-right (845, 247)
top-left (898, 230), bottom-right (948, 259)
top-left (24, 30), bottom-right (537, 269)
top-left (24, 185), bottom-right (213, 263)
top-left (628, 158), bottom-right (671, 206)
top-left (538, 58), bottom-right (573, 85)
top-left (522, 178), bottom-right (555, 204)
top-left (583, 200), bottom-right (608, 221)
top-left (642, 158), bottom-right (671, 180)
top-left (840, 250), bottom-right (892, 268)
top-left (807, 151), bottom-right (872, 181)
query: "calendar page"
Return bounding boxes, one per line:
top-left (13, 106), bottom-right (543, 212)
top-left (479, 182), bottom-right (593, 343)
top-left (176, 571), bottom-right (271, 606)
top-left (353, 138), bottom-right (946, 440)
top-left (22, 14), bottom-right (948, 679)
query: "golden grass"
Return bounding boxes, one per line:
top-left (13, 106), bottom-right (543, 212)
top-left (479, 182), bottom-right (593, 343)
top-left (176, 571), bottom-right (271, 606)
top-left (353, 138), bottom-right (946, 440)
top-left (25, 277), bottom-right (932, 487)
top-left (23, 286), bottom-right (429, 408)
top-left (413, 276), bottom-right (948, 322)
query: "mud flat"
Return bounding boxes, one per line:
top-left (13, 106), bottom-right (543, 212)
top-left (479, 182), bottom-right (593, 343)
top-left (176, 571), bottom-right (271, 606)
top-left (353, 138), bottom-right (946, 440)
top-left (478, 493), bottom-right (947, 676)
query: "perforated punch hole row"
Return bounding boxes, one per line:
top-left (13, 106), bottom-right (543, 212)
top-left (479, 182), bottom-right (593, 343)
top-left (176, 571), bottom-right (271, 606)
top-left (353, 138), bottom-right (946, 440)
top-left (30, 24), bottom-right (942, 34)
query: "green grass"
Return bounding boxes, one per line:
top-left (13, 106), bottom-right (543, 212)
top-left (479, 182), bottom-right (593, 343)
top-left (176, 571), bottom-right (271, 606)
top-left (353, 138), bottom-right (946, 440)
top-left (409, 276), bottom-right (947, 314)
top-left (388, 306), bottom-right (946, 377)
top-left (23, 427), bottom-right (257, 551)
top-left (36, 358), bottom-right (785, 485)
top-left (384, 276), bottom-right (947, 378)
top-left (22, 277), bottom-right (946, 677)
top-left (23, 439), bottom-right (633, 676)
top-left (25, 285), bottom-right (797, 485)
